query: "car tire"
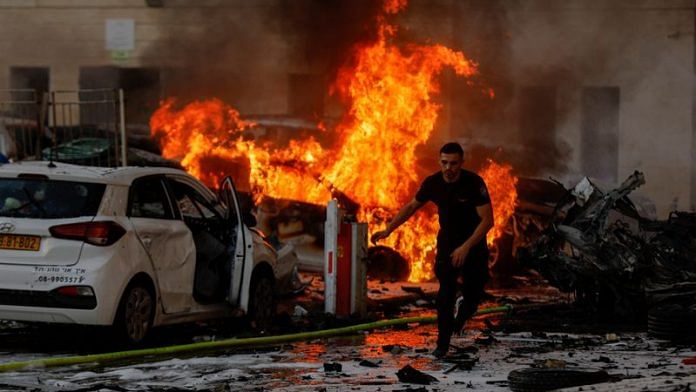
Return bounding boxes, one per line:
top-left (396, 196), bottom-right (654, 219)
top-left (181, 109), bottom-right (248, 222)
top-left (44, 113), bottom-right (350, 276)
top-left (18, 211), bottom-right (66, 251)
top-left (507, 367), bottom-right (610, 391)
top-left (367, 246), bottom-right (410, 281)
top-left (489, 232), bottom-right (515, 275)
top-left (248, 274), bottom-right (276, 332)
top-left (648, 306), bottom-right (696, 343)
top-left (114, 282), bottom-right (155, 346)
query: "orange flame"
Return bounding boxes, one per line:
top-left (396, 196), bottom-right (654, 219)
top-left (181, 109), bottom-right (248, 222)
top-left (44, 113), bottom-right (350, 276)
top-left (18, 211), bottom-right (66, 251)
top-left (150, 1), bottom-right (516, 282)
top-left (480, 160), bottom-right (518, 245)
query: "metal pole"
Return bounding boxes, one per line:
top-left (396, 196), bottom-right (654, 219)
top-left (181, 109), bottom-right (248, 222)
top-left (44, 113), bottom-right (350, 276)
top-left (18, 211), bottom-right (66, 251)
top-left (50, 91), bottom-right (57, 160)
top-left (36, 91), bottom-right (46, 160)
top-left (324, 199), bottom-right (339, 314)
top-left (118, 88), bottom-right (127, 166)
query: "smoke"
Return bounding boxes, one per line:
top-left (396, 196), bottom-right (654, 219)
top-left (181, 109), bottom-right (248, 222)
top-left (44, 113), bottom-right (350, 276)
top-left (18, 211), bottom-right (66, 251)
top-left (272, 0), bottom-right (383, 78)
top-left (145, 0), bottom-right (383, 115)
top-left (143, 0), bottom-right (687, 191)
top-left (421, 0), bottom-right (672, 181)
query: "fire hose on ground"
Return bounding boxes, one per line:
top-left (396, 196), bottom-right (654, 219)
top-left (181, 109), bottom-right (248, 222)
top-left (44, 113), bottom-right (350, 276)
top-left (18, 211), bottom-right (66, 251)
top-left (0, 304), bottom-right (516, 373)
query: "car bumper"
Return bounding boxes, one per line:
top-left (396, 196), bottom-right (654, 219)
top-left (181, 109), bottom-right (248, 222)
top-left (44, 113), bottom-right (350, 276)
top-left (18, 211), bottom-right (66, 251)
top-left (0, 288), bottom-right (96, 309)
top-left (0, 306), bottom-right (95, 324)
top-left (0, 243), bottom-right (132, 326)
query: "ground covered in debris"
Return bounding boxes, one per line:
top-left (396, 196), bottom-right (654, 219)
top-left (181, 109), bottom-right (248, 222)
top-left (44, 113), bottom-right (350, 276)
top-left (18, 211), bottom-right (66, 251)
top-left (1, 275), bottom-right (696, 391)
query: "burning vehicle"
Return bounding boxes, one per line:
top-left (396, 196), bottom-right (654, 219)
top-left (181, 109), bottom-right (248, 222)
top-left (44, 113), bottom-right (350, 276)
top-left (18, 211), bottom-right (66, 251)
top-left (486, 176), bottom-right (567, 280)
top-left (520, 171), bottom-right (696, 338)
top-left (145, 0), bottom-right (519, 284)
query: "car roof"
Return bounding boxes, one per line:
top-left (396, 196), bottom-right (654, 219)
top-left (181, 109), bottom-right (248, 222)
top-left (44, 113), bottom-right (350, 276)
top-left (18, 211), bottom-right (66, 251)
top-left (0, 161), bottom-right (192, 185)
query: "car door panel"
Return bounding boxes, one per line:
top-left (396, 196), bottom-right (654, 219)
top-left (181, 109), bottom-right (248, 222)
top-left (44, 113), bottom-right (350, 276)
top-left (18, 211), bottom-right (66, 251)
top-left (128, 176), bottom-right (195, 314)
top-left (219, 176), bottom-right (251, 309)
top-left (166, 176), bottom-right (233, 304)
top-left (129, 217), bottom-right (195, 313)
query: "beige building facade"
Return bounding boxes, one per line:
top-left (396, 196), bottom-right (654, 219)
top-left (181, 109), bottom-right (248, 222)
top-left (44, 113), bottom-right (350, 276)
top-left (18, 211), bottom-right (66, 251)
top-left (0, 0), bottom-right (694, 216)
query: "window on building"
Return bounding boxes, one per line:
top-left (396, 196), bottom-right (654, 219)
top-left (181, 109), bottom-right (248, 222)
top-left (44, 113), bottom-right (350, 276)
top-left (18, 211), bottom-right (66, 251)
top-left (518, 86), bottom-right (558, 173)
top-left (581, 87), bottom-right (619, 183)
top-left (120, 68), bottom-right (161, 125)
top-left (6, 67), bottom-right (49, 158)
top-left (79, 66), bottom-right (161, 125)
top-left (9, 67), bottom-right (49, 101)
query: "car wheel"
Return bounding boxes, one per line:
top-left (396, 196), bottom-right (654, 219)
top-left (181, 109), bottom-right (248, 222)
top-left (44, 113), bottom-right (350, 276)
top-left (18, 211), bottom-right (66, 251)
top-left (488, 232), bottom-right (514, 275)
top-left (114, 283), bottom-right (154, 345)
top-left (507, 367), bottom-right (610, 391)
top-left (648, 305), bottom-right (696, 343)
top-left (248, 274), bottom-right (276, 332)
top-left (367, 246), bottom-right (410, 281)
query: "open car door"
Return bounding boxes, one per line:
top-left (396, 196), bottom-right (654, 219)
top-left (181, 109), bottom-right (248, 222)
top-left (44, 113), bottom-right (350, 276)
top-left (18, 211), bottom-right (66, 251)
top-left (219, 176), bottom-right (253, 309)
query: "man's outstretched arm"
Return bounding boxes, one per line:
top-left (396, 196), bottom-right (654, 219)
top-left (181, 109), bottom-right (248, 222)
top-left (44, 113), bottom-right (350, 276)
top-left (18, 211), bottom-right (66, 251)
top-left (451, 203), bottom-right (494, 267)
top-left (370, 198), bottom-right (424, 244)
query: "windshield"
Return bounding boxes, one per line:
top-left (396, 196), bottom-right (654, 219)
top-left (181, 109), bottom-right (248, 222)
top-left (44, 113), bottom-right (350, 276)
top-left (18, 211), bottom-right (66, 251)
top-left (0, 178), bottom-right (105, 219)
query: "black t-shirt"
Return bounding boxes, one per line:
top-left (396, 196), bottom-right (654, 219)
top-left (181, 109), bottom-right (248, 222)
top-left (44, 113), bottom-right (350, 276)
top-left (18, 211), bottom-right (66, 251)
top-left (415, 170), bottom-right (491, 258)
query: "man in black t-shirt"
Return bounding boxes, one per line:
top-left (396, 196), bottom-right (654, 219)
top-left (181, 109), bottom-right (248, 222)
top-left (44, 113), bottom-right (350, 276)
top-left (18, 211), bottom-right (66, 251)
top-left (371, 142), bottom-right (494, 358)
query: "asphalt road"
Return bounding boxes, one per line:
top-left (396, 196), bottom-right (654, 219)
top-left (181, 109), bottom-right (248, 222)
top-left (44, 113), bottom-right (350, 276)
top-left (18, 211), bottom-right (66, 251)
top-left (1, 278), bottom-right (695, 391)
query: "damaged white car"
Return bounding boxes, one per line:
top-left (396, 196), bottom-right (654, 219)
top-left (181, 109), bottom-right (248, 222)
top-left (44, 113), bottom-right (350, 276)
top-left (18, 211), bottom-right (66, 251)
top-left (0, 161), bottom-right (300, 344)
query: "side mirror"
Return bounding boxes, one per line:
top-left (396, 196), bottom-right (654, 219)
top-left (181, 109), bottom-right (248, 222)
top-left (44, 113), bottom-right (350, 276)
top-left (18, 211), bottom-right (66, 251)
top-left (243, 211), bottom-right (257, 227)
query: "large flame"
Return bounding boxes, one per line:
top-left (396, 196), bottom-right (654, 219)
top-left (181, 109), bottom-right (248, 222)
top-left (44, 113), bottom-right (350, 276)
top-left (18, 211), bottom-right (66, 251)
top-left (150, 0), bottom-right (517, 282)
top-left (480, 160), bottom-right (518, 246)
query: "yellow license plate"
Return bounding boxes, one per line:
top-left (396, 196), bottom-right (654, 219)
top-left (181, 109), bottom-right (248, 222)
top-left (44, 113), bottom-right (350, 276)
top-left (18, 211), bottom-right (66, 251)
top-left (0, 234), bottom-right (41, 251)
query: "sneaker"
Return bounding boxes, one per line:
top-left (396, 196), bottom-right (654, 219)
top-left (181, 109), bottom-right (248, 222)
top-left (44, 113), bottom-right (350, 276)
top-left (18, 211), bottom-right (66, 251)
top-left (453, 296), bottom-right (466, 335)
top-left (431, 347), bottom-right (448, 359)
top-left (453, 295), bottom-right (464, 319)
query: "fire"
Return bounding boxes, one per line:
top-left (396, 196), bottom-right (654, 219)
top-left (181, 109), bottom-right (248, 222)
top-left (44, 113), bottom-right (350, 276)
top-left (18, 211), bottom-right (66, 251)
top-left (150, 99), bottom-right (331, 204)
top-left (150, 0), bottom-right (516, 282)
top-left (480, 160), bottom-right (518, 245)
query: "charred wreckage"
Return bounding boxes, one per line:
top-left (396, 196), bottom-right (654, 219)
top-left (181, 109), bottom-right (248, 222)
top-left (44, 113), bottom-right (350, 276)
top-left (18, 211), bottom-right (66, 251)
top-left (519, 171), bottom-right (696, 342)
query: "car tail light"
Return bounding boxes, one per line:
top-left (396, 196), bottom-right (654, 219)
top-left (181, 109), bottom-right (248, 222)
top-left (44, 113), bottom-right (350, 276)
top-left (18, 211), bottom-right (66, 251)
top-left (49, 221), bottom-right (126, 246)
top-left (55, 286), bottom-right (95, 297)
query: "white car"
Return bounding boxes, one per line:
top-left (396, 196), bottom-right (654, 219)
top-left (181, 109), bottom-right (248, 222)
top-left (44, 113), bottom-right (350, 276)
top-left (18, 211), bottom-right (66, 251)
top-left (0, 161), bottom-right (299, 344)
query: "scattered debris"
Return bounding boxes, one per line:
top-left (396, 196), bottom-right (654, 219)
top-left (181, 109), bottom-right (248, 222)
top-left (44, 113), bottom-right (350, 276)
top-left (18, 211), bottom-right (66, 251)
top-left (323, 362), bottom-right (342, 372)
top-left (444, 352), bottom-right (478, 372)
top-left (293, 305), bottom-right (308, 317)
top-left (382, 344), bottom-right (406, 354)
top-left (541, 359), bottom-right (567, 369)
top-left (358, 359), bottom-right (380, 368)
top-left (401, 285), bottom-right (426, 297)
top-left (605, 333), bottom-right (619, 342)
top-left (475, 335), bottom-right (497, 345)
top-left (521, 171), bottom-right (696, 324)
top-left (393, 387), bottom-right (428, 392)
top-left (451, 344), bottom-right (479, 354)
top-left (396, 364), bottom-right (438, 385)
top-left (592, 356), bottom-right (613, 363)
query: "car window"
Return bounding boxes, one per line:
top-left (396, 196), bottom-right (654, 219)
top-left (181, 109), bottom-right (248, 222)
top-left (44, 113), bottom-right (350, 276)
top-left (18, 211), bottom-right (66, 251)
top-left (0, 178), bottom-right (104, 219)
top-left (129, 177), bottom-right (173, 219)
top-left (177, 193), bottom-right (202, 219)
top-left (220, 180), bottom-right (240, 224)
top-left (168, 178), bottom-right (222, 221)
top-left (191, 197), bottom-right (218, 219)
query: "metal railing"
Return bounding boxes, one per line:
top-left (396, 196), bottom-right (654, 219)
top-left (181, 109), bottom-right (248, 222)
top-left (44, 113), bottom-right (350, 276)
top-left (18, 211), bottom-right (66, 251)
top-left (0, 88), bottom-right (127, 167)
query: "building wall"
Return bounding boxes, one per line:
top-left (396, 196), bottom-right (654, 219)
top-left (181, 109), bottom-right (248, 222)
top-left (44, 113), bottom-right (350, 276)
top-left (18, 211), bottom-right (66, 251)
top-left (0, 0), bottom-right (295, 115)
top-left (440, 0), bottom-right (694, 217)
top-left (505, 0), bottom-right (694, 216)
top-left (0, 0), bottom-right (694, 216)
